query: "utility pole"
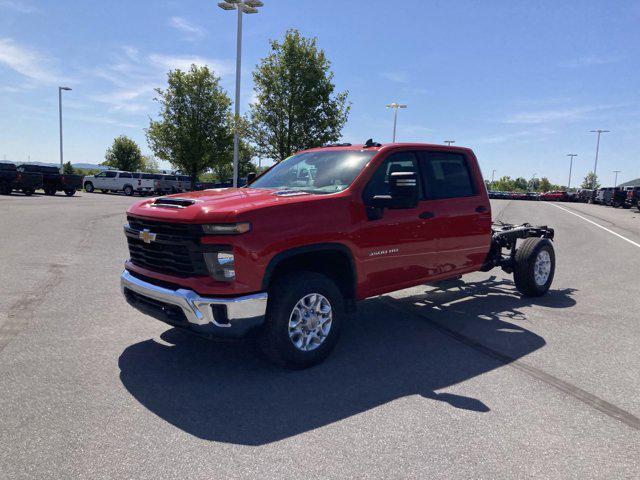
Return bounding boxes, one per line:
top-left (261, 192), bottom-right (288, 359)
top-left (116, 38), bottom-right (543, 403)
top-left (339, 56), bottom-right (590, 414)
top-left (613, 170), bottom-right (621, 187)
top-left (385, 102), bottom-right (407, 142)
top-left (218, 0), bottom-right (264, 187)
top-left (589, 129), bottom-right (610, 188)
top-left (567, 154), bottom-right (577, 189)
top-left (58, 86), bottom-right (72, 173)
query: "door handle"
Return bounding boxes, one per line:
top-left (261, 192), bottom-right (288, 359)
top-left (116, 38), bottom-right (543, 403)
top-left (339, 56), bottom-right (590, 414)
top-left (475, 205), bottom-right (488, 213)
top-left (419, 211), bottom-right (435, 219)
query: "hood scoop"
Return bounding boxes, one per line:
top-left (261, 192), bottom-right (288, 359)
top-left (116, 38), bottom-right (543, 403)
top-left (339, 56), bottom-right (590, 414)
top-left (272, 190), bottom-right (310, 197)
top-left (152, 197), bottom-right (199, 208)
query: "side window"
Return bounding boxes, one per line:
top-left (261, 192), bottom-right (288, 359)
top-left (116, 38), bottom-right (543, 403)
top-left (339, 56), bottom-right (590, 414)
top-left (418, 151), bottom-right (476, 199)
top-left (105, 171), bottom-right (117, 178)
top-left (131, 173), bottom-right (140, 179)
top-left (362, 151), bottom-right (420, 202)
top-left (96, 172), bottom-right (106, 177)
top-left (119, 172), bottom-right (132, 179)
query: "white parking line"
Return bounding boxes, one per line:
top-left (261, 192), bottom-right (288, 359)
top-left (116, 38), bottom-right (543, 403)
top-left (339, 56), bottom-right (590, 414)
top-left (548, 203), bottom-right (640, 249)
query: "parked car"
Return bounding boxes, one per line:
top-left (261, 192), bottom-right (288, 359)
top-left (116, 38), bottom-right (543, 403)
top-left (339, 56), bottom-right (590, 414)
top-left (153, 174), bottom-right (181, 195)
top-left (609, 187), bottom-right (627, 207)
top-left (17, 164), bottom-right (82, 196)
top-left (624, 186), bottom-right (640, 209)
top-left (594, 187), bottom-right (615, 205)
top-left (84, 170), bottom-right (140, 195)
top-left (131, 172), bottom-right (157, 196)
top-left (577, 188), bottom-right (596, 203)
top-left (539, 190), bottom-right (568, 202)
top-left (121, 141), bottom-right (556, 368)
top-left (177, 175), bottom-right (192, 192)
top-left (525, 192), bottom-right (539, 201)
top-left (0, 161), bottom-right (19, 195)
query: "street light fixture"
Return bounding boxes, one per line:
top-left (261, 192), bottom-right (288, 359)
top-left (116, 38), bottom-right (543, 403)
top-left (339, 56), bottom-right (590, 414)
top-left (58, 86), bottom-right (72, 174)
top-left (613, 170), bottom-right (621, 187)
top-left (566, 154), bottom-right (577, 189)
top-left (217, 0), bottom-right (264, 187)
top-left (589, 129), bottom-right (610, 188)
top-left (444, 140), bottom-right (455, 146)
top-left (385, 102), bottom-right (407, 143)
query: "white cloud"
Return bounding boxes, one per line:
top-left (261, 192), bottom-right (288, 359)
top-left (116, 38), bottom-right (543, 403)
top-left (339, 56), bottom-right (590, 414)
top-left (505, 104), bottom-right (623, 124)
top-left (169, 16), bottom-right (205, 41)
top-left (0, 38), bottom-right (65, 84)
top-left (148, 54), bottom-right (233, 76)
top-left (379, 72), bottom-right (409, 83)
top-left (560, 55), bottom-right (622, 68)
top-left (0, 0), bottom-right (40, 14)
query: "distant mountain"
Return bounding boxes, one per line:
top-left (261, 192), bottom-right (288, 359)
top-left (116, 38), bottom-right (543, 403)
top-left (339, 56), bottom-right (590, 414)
top-left (619, 178), bottom-right (640, 187)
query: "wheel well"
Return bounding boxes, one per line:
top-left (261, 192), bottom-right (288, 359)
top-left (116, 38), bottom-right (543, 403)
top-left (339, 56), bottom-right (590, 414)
top-left (264, 247), bottom-right (357, 310)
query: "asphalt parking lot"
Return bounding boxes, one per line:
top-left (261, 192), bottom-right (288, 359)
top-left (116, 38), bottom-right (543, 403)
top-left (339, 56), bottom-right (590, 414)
top-left (1, 192), bottom-right (639, 479)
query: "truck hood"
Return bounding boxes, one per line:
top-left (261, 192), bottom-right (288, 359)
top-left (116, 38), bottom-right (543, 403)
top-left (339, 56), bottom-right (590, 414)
top-left (127, 187), bottom-right (322, 222)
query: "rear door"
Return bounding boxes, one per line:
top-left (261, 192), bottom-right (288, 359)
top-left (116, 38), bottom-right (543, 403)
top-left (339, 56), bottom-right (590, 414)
top-left (416, 150), bottom-right (492, 275)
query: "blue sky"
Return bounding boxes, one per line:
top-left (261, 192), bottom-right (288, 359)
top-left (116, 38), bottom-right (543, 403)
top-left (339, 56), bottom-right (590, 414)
top-left (1, 0), bottom-right (638, 185)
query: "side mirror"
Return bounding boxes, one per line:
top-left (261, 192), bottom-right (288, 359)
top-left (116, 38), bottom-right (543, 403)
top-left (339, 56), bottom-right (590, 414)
top-left (370, 171), bottom-right (419, 209)
top-left (246, 172), bottom-right (257, 184)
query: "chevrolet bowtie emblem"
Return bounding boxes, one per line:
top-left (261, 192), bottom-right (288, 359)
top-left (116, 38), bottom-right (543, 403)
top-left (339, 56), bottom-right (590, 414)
top-left (139, 229), bottom-right (157, 244)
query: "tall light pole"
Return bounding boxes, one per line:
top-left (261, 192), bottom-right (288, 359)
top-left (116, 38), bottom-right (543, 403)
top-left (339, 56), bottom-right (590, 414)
top-left (567, 153), bottom-right (577, 189)
top-left (218, 0), bottom-right (264, 187)
top-left (444, 140), bottom-right (455, 146)
top-left (491, 169), bottom-right (496, 184)
top-left (58, 86), bottom-right (72, 173)
top-left (613, 170), bottom-right (621, 187)
top-left (385, 102), bottom-right (407, 143)
top-left (589, 129), bottom-right (610, 188)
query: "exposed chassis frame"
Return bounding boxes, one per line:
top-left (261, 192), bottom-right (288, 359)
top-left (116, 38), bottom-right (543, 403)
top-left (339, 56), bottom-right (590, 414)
top-left (481, 222), bottom-right (555, 273)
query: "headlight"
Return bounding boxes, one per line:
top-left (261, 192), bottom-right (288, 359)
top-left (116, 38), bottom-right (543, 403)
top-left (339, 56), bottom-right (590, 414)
top-left (202, 222), bottom-right (251, 235)
top-left (203, 250), bottom-right (236, 281)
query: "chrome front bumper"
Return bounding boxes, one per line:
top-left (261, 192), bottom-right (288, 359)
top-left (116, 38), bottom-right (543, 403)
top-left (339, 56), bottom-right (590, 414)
top-left (120, 270), bottom-right (268, 337)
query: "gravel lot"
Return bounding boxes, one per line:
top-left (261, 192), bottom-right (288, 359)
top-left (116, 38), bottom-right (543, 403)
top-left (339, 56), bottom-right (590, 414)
top-left (1, 192), bottom-right (639, 479)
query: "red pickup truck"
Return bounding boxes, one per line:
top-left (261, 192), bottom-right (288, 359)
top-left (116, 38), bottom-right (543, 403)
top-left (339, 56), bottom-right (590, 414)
top-left (121, 141), bottom-right (555, 368)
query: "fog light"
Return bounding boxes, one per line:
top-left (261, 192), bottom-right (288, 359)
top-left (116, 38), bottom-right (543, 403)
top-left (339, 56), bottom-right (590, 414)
top-left (204, 250), bottom-right (236, 281)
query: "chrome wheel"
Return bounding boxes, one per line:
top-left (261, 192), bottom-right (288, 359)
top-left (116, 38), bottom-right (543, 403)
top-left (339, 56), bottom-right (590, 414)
top-left (533, 250), bottom-right (551, 286)
top-left (288, 293), bottom-right (332, 352)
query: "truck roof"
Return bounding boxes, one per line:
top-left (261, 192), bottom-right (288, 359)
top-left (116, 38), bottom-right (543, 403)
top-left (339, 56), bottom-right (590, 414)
top-left (303, 142), bottom-right (474, 155)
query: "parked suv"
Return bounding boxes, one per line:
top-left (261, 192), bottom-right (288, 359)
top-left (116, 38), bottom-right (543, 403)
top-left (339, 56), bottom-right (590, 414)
top-left (131, 172), bottom-right (157, 196)
top-left (84, 170), bottom-right (138, 195)
top-left (625, 186), bottom-right (640, 209)
top-left (121, 142), bottom-right (556, 368)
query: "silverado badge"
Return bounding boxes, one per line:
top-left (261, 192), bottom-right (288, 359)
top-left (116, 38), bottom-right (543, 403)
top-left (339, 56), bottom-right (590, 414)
top-left (139, 229), bottom-right (157, 244)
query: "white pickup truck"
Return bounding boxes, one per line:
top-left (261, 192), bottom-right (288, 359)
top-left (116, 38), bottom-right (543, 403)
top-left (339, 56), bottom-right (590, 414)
top-left (84, 171), bottom-right (155, 196)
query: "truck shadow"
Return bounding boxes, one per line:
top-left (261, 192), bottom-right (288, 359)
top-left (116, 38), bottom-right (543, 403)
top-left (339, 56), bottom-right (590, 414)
top-left (118, 277), bottom-right (576, 446)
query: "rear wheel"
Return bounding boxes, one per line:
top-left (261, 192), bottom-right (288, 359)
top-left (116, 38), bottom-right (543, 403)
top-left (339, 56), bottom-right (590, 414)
top-left (23, 188), bottom-right (34, 196)
top-left (0, 184), bottom-right (11, 195)
top-left (261, 272), bottom-right (344, 369)
top-left (84, 182), bottom-right (94, 193)
top-left (123, 185), bottom-right (133, 196)
top-left (101, 189), bottom-right (109, 194)
top-left (64, 188), bottom-right (76, 196)
top-left (44, 187), bottom-right (56, 196)
top-left (513, 238), bottom-right (555, 297)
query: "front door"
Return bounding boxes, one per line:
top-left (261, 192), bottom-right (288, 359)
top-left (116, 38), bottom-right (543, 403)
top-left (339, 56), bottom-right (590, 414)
top-left (354, 151), bottom-right (444, 296)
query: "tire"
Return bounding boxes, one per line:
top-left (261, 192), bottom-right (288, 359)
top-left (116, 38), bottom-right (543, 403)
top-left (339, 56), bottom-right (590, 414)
top-left (23, 188), bottom-right (33, 196)
top-left (84, 182), bottom-right (94, 193)
top-left (123, 185), bottom-right (133, 196)
top-left (0, 184), bottom-right (11, 195)
top-left (513, 238), bottom-right (555, 297)
top-left (101, 189), bottom-right (109, 194)
top-left (64, 189), bottom-right (76, 197)
top-left (44, 187), bottom-right (55, 196)
top-left (261, 271), bottom-right (345, 369)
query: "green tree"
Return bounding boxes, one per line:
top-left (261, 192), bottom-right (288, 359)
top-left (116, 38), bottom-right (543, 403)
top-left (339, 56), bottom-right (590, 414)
top-left (581, 171), bottom-right (600, 189)
top-left (513, 177), bottom-right (528, 191)
top-left (140, 155), bottom-right (159, 173)
top-left (103, 135), bottom-right (143, 172)
top-left (492, 176), bottom-right (515, 191)
top-left (539, 177), bottom-right (552, 192)
top-left (248, 29), bottom-right (350, 162)
top-left (62, 161), bottom-right (75, 174)
top-left (146, 65), bottom-right (233, 188)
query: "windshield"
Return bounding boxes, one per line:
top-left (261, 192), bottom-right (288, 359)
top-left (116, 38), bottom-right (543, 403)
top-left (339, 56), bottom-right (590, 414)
top-left (249, 150), bottom-right (376, 194)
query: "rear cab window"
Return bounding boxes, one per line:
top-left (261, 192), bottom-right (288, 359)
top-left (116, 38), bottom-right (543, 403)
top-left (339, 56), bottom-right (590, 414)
top-left (417, 151), bottom-right (476, 199)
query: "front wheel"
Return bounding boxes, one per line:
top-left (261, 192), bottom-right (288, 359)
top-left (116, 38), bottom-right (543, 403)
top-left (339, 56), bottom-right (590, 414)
top-left (123, 185), bottom-right (133, 196)
top-left (44, 187), bottom-right (55, 196)
top-left (513, 238), bottom-right (555, 297)
top-left (23, 188), bottom-right (34, 196)
top-left (84, 182), bottom-right (94, 193)
top-left (64, 189), bottom-right (76, 196)
top-left (261, 272), bottom-right (344, 369)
